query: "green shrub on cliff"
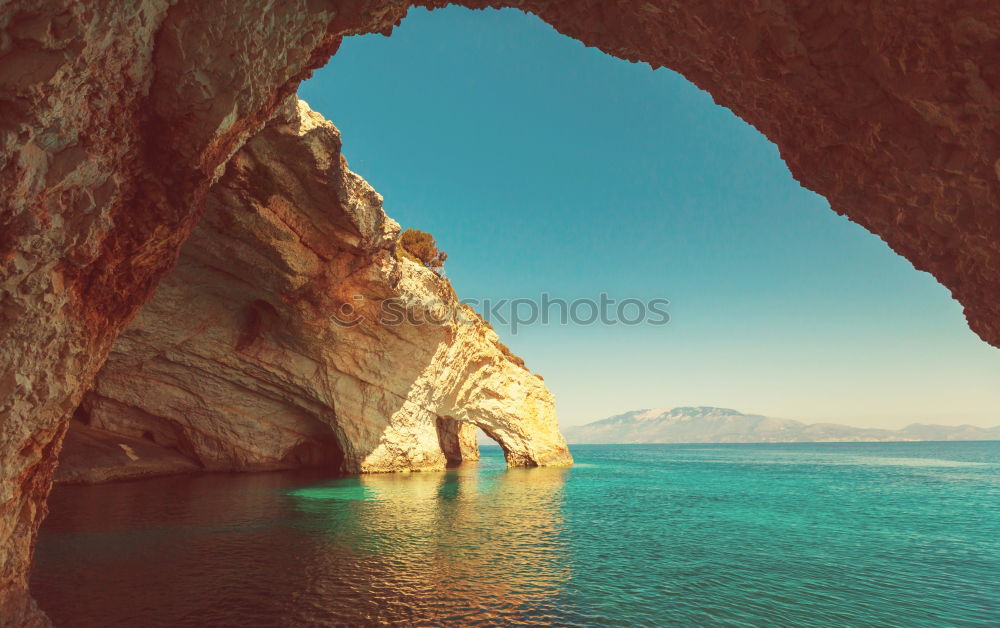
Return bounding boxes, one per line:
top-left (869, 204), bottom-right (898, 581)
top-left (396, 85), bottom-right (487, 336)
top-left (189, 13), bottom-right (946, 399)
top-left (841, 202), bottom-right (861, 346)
top-left (397, 229), bottom-right (447, 271)
top-left (497, 341), bottom-right (526, 369)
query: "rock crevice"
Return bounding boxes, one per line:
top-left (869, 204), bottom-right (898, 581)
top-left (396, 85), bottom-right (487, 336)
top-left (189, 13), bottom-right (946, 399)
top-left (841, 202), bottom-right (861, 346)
top-left (2, 1), bottom-right (999, 623)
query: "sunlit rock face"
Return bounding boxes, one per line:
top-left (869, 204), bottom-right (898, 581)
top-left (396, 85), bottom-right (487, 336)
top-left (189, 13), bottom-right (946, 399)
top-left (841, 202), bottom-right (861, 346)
top-left (68, 99), bottom-right (570, 483)
top-left (0, 1), bottom-right (409, 621)
top-left (2, 0), bottom-right (999, 623)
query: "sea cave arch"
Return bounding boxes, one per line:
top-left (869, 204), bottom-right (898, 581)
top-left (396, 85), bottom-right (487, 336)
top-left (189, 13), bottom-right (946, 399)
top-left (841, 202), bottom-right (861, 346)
top-left (2, 1), bottom-right (998, 624)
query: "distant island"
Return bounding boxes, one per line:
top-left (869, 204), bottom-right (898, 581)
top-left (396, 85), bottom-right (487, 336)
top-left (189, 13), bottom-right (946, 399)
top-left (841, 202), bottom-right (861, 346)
top-left (564, 406), bottom-right (1000, 444)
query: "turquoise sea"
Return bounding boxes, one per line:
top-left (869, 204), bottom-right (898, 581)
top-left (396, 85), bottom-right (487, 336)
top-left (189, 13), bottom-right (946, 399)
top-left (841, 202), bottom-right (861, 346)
top-left (31, 442), bottom-right (1000, 626)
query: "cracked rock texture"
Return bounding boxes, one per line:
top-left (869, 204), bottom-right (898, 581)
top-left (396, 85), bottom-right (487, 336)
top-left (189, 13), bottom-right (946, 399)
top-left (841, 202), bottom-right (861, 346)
top-left (2, 0), bottom-right (1000, 624)
top-left (68, 99), bottom-right (568, 482)
top-left (436, 0), bottom-right (1000, 347)
top-left (0, 1), bottom-right (408, 622)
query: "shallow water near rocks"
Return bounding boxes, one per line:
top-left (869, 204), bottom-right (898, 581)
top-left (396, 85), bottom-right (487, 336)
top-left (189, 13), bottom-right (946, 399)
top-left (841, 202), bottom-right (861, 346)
top-left (31, 441), bottom-right (1000, 626)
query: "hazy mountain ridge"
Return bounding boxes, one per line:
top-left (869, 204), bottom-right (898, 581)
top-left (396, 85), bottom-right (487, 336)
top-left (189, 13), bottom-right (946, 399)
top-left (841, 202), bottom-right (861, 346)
top-left (564, 406), bottom-right (1000, 444)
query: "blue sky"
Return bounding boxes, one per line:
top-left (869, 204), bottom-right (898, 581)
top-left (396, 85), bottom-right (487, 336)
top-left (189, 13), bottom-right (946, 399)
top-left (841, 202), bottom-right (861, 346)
top-left (301, 6), bottom-right (1000, 429)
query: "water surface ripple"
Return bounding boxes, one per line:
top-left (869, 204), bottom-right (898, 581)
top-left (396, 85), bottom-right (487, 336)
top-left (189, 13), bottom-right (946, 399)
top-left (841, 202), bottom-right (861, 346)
top-left (31, 442), bottom-right (1000, 626)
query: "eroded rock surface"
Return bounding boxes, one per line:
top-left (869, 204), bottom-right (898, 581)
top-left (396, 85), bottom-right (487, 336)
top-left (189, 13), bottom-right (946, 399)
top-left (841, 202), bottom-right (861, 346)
top-left (0, 1), bottom-right (408, 621)
top-left (2, 0), bottom-right (1000, 624)
top-left (72, 99), bottom-right (569, 482)
top-left (435, 0), bottom-right (1000, 347)
top-left (54, 421), bottom-right (202, 485)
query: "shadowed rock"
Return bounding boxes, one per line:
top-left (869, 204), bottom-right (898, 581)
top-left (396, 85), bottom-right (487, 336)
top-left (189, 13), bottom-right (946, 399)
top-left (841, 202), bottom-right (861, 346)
top-left (2, 0), bottom-right (999, 621)
top-left (70, 99), bottom-right (571, 481)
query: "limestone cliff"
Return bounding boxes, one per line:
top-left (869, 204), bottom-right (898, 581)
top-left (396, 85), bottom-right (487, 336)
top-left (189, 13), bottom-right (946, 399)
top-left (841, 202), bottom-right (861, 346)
top-left (435, 0), bottom-right (1000, 348)
top-left (0, 2), bottom-right (408, 621)
top-left (3, 1), bottom-right (1000, 624)
top-left (61, 99), bottom-right (569, 484)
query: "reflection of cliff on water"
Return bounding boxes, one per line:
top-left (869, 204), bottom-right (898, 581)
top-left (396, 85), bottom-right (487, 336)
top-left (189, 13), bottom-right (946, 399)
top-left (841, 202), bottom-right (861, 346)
top-left (30, 457), bottom-right (570, 626)
top-left (285, 460), bottom-right (572, 624)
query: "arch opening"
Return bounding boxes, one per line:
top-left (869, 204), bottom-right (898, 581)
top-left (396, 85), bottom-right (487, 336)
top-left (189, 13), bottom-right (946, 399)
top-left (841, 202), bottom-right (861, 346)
top-left (301, 4), bottom-right (1000, 431)
top-left (435, 417), bottom-right (482, 467)
top-left (1, 1), bottom-right (998, 624)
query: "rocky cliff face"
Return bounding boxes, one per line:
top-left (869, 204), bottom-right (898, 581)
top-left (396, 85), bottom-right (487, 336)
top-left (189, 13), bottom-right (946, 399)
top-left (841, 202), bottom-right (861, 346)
top-left (1, 1), bottom-right (409, 621)
top-left (2, 0), bottom-right (999, 624)
top-left (63, 98), bottom-right (568, 483)
top-left (443, 0), bottom-right (1000, 349)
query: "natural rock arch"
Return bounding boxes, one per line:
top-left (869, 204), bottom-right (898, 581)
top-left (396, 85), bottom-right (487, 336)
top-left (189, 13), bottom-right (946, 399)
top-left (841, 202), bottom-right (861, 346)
top-left (64, 99), bottom-right (571, 482)
top-left (1, 1), bottom-right (998, 623)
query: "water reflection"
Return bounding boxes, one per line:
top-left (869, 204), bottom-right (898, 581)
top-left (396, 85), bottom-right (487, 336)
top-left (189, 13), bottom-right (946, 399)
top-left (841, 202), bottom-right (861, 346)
top-left (31, 457), bottom-right (569, 627)
top-left (284, 463), bottom-right (571, 624)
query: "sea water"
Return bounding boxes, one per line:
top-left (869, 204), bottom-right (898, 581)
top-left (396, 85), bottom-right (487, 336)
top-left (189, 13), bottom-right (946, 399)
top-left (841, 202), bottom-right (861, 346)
top-left (30, 441), bottom-right (1000, 626)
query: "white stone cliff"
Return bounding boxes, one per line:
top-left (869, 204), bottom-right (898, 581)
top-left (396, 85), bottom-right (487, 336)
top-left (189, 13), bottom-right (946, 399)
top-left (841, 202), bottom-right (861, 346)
top-left (61, 99), bottom-right (572, 482)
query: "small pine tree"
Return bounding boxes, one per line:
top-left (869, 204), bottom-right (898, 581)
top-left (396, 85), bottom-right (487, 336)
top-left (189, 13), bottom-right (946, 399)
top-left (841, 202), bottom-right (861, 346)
top-left (397, 229), bottom-right (447, 270)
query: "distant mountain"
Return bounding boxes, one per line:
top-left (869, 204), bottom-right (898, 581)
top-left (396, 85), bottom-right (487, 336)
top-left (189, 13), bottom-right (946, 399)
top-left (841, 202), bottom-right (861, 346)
top-left (563, 406), bottom-right (1000, 444)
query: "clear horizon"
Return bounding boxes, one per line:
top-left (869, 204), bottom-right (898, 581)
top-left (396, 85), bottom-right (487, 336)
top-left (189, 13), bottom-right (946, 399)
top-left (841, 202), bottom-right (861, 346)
top-left (300, 6), bottom-right (1000, 430)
